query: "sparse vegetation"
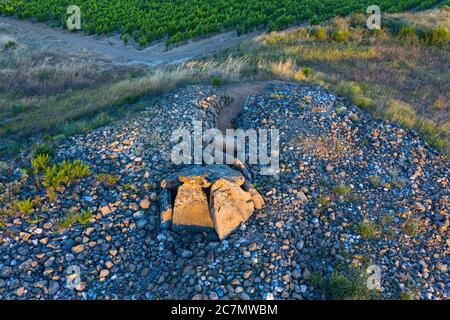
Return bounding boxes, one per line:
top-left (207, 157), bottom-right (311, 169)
top-left (318, 196), bottom-right (330, 207)
top-left (0, 161), bottom-right (9, 175)
top-left (332, 30), bottom-right (349, 42)
top-left (33, 143), bottom-right (54, 159)
top-left (310, 266), bottom-right (379, 300)
top-left (399, 25), bottom-right (417, 39)
top-left (315, 28), bottom-right (327, 41)
top-left (386, 100), bottom-right (417, 129)
top-left (78, 208), bottom-right (93, 225)
top-left (97, 173), bottom-right (118, 187)
top-left (211, 77), bottom-right (224, 86)
top-left (15, 198), bottom-right (33, 215)
top-left (355, 220), bottom-right (380, 240)
top-left (0, 3), bottom-right (447, 301)
top-left (403, 218), bottom-right (423, 237)
top-left (400, 291), bottom-right (415, 300)
top-left (424, 27), bottom-right (449, 45)
top-left (0, 45), bottom-right (248, 157)
top-left (43, 160), bottom-right (91, 189)
top-left (31, 154), bottom-right (51, 173)
top-left (302, 67), bottom-right (313, 77)
top-left (57, 208), bottom-right (93, 230)
top-left (333, 184), bottom-right (351, 197)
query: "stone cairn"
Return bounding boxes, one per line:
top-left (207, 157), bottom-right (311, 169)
top-left (159, 164), bottom-right (265, 240)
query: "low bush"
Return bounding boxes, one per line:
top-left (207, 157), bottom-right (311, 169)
top-left (15, 199), bottom-right (33, 215)
top-left (43, 160), bottom-right (91, 189)
top-left (332, 31), bottom-right (349, 42)
top-left (424, 27), bottom-right (449, 45)
top-left (31, 154), bottom-right (51, 173)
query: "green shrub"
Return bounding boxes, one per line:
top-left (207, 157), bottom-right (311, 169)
top-left (15, 199), bottom-right (33, 215)
top-left (31, 154), bottom-right (51, 173)
top-left (355, 220), bottom-right (379, 240)
top-left (33, 143), bottom-right (54, 158)
top-left (61, 121), bottom-right (90, 136)
top-left (211, 77), bottom-right (224, 86)
top-left (332, 31), bottom-right (349, 42)
top-left (318, 196), bottom-right (329, 207)
top-left (125, 95), bottom-right (140, 104)
top-left (4, 41), bottom-right (17, 50)
top-left (121, 33), bottom-right (131, 45)
top-left (57, 211), bottom-right (78, 230)
top-left (97, 173), bottom-right (117, 187)
top-left (424, 28), bottom-right (449, 46)
top-left (333, 184), bottom-right (351, 196)
top-left (399, 26), bottom-right (416, 39)
top-left (403, 219), bottom-right (422, 237)
top-left (400, 291), bottom-right (415, 300)
top-left (302, 67), bottom-right (313, 77)
top-left (78, 208), bottom-right (93, 225)
top-left (315, 28), bottom-right (327, 41)
top-left (310, 267), bottom-right (379, 300)
top-left (57, 208), bottom-right (93, 230)
top-left (353, 96), bottom-right (373, 111)
top-left (43, 160), bottom-right (91, 189)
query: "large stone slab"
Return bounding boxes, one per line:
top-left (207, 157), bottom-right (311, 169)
top-left (209, 179), bottom-right (254, 240)
top-left (172, 179), bottom-right (213, 231)
top-left (159, 164), bottom-right (265, 239)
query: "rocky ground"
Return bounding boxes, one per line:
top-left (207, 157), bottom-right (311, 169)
top-left (0, 82), bottom-right (448, 300)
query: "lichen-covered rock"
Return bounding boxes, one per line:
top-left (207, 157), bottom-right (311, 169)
top-left (209, 179), bottom-right (255, 240)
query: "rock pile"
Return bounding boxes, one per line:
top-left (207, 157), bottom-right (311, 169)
top-left (160, 164), bottom-right (265, 239)
top-left (0, 83), bottom-right (448, 300)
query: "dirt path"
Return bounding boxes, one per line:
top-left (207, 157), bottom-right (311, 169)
top-left (0, 16), bottom-right (260, 67)
top-left (217, 82), bottom-right (267, 132)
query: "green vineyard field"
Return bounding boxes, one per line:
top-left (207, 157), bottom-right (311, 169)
top-left (0, 0), bottom-right (443, 45)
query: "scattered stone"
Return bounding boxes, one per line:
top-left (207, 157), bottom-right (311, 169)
top-left (140, 199), bottom-right (150, 209)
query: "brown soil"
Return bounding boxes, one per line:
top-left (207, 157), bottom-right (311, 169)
top-left (217, 82), bottom-right (267, 132)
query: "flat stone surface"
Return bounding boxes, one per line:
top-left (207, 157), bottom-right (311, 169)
top-left (161, 164), bottom-right (245, 189)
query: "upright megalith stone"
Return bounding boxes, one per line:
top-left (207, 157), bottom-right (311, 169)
top-left (209, 179), bottom-right (254, 240)
top-left (160, 165), bottom-right (265, 240)
top-left (172, 176), bottom-right (213, 231)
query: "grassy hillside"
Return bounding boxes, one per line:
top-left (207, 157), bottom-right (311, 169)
top-left (0, 0), bottom-right (443, 46)
top-left (0, 36), bottom-right (246, 157)
top-left (221, 8), bottom-right (449, 153)
top-left (0, 7), bottom-right (448, 159)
